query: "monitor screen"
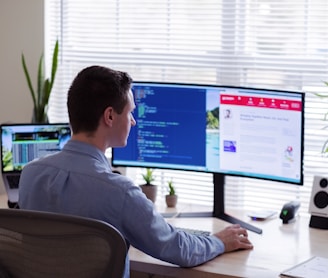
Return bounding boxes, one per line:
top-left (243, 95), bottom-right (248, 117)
top-left (1, 123), bottom-right (71, 173)
top-left (112, 82), bottom-right (304, 185)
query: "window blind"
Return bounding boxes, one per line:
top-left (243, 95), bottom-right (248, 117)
top-left (45, 0), bottom-right (328, 215)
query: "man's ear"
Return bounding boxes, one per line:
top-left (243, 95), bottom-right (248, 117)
top-left (104, 106), bottom-right (114, 126)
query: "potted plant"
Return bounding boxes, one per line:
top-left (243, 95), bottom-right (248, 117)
top-left (140, 168), bottom-right (157, 203)
top-left (165, 179), bottom-right (178, 208)
top-left (21, 40), bottom-right (59, 123)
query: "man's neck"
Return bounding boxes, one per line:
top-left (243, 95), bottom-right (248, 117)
top-left (71, 133), bottom-right (106, 153)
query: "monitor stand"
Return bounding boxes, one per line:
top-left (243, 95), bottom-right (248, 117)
top-left (176, 173), bottom-right (263, 234)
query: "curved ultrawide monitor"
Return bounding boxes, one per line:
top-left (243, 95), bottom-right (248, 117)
top-left (112, 82), bottom-right (304, 185)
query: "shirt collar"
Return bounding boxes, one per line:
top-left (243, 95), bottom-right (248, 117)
top-left (63, 139), bottom-right (110, 166)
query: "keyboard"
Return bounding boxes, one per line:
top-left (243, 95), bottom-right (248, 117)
top-left (175, 227), bottom-right (210, 236)
top-left (6, 175), bottom-right (20, 189)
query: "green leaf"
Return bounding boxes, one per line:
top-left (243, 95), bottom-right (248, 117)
top-left (168, 180), bottom-right (175, 195)
top-left (49, 40), bottom-right (59, 91)
top-left (315, 93), bottom-right (328, 98)
top-left (37, 54), bottom-right (45, 107)
top-left (43, 79), bottom-right (50, 105)
top-left (142, 168), bottom-right (155, 184)
top-left (21, 54), bottom-right (36, 108)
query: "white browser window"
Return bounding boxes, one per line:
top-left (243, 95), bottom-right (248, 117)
top-left (219, 89), bottom-right (303, 183)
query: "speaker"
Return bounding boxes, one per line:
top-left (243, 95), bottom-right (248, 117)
top-left (309, 176), bottom-right (328, 229)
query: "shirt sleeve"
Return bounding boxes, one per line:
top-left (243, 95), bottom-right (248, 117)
top-left (120, 185), bottom-right (225, 267)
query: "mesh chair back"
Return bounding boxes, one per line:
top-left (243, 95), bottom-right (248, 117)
top-left (0, 209), bottom-right (127, 278)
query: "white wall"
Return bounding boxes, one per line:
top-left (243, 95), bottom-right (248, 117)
top-left (0, 0), bottom-right (44, 195)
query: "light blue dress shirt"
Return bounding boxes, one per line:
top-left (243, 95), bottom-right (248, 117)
top-left (18, 140), bottom-right (224, 278)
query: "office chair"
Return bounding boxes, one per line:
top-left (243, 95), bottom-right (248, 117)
top-left (0, 208), bottom-right (127, 278)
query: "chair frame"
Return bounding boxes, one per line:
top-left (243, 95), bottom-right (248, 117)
top-left (0, 208), bottom-right (127, 278)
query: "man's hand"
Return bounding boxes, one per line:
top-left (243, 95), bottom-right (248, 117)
top-left (213, 224), bottom-right (253, 252)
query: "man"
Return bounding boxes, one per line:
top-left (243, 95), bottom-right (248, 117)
top-left (19, 65), bottom-right (253, 278)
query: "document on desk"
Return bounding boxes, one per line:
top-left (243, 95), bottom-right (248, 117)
top-left (280, 256), bottom-right (328, 278)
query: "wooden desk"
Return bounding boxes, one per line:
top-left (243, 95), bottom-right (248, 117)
top-left (129, 212), bottom-right (328, 278)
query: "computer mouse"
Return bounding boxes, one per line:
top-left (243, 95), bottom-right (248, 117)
top-left (279, 201), bottom-right (301, 224)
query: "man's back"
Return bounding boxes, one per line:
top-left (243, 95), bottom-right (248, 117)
top-left (19, 140), bottom-right (134, 230)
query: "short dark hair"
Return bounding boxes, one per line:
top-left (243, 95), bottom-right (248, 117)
top-left (67, 65), bottom-right (133, 133)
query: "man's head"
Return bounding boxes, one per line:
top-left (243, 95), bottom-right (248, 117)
top-left (67, 65), bottom-right (133, 134)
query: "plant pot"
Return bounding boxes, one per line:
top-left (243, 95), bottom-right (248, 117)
top-left (165, 194), bottom-right (178, 208)
top-left (140, 184), bottom-right (157, 203)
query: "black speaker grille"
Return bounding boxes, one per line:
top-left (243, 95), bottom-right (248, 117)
top-left (314, 191), bottom-right (328, 209)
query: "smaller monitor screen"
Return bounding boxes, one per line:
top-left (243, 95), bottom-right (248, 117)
top-left (112, 82), bottom-right (304, 185)
top-left (1, 123), bottom-right (71, 173)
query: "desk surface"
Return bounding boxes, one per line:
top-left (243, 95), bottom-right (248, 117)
top-left (129, 208), bottom-right (328, 278)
